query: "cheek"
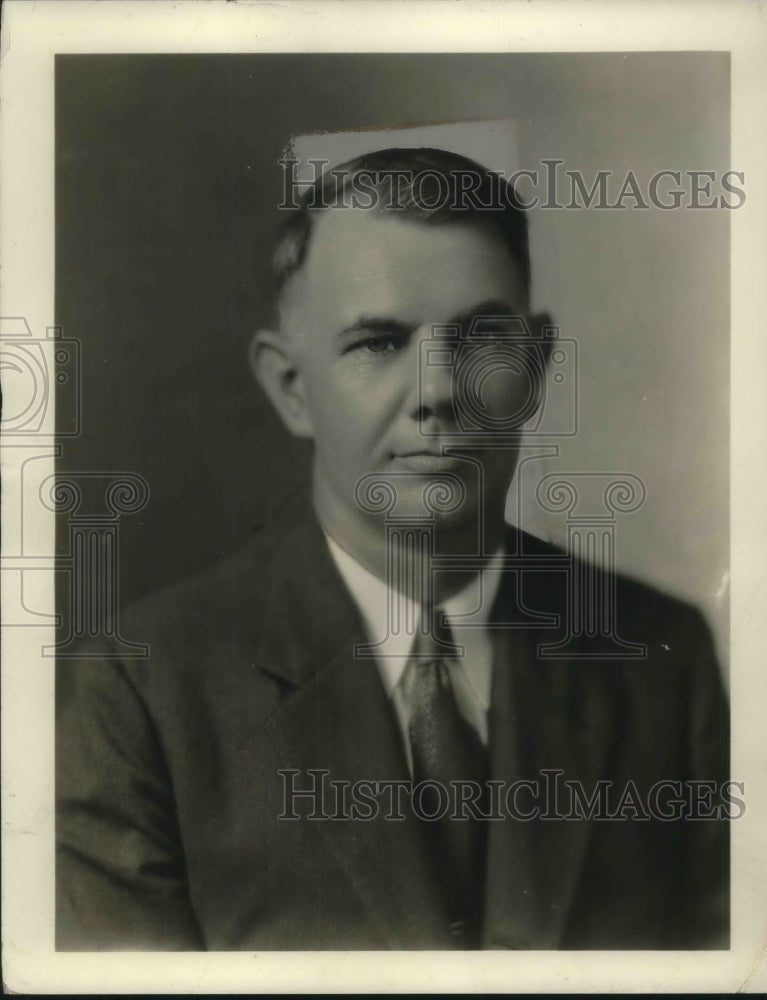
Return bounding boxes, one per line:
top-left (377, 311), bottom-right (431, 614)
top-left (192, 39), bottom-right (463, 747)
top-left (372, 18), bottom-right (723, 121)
top-left (315, 363), bottom-right (403, 437)
top-left (455, 349), bottom-right (540, 427)
top-left (306, 384), bottom-right (385, 465)
top-left (482, 368), bottom-right (533, 414)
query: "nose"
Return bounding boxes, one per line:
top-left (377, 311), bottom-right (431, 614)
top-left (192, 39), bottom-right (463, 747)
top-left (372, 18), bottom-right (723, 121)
top-left (408, 326), bottom-right (457, 427)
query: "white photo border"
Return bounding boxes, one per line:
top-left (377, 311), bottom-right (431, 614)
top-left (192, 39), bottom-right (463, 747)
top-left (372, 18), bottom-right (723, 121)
top-left (1, 0), bottom-right (766, 993)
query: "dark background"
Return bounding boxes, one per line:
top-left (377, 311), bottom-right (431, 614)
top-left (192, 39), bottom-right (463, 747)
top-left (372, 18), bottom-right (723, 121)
top-left (55, 53), bottom-right (729, 656)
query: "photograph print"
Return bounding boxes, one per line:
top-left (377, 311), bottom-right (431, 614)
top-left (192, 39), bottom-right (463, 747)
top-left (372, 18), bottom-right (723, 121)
top-left (52, 51), bottom-right (731, 952)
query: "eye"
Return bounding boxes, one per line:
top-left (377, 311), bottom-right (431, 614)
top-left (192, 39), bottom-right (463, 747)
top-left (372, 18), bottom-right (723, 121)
top-left (360, 334), bottom-right (403, 354)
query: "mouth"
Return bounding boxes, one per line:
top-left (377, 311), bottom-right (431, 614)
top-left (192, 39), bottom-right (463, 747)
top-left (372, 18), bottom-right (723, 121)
top-left (391, 451), bottom-right (464, 473)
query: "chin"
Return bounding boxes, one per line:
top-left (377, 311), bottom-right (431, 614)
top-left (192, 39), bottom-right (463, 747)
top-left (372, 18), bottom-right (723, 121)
top-left (397, 485), bottom-right (483, 537)
top-left (353, 468), bottom-right (481, 524)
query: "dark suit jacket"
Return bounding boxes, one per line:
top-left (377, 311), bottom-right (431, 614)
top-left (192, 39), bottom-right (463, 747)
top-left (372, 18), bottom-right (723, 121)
top-left (56, 493), bottom-right (729, 950)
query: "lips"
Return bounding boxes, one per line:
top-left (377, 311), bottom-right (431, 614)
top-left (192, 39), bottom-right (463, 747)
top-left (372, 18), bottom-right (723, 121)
top-left (391, 451), bottom-right (463, 473)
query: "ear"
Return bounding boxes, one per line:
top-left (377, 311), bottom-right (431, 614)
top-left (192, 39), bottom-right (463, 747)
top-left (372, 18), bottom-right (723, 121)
top-left (248, 329), bottom-right (315, 439)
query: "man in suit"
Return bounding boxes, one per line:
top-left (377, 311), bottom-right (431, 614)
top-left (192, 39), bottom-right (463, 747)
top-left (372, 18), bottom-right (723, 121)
top-left (56, 147), bottom-right (729, 950)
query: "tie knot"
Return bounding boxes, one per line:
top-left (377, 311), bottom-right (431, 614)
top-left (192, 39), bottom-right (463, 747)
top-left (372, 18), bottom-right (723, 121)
top-left (410, 608), bottom-right (459, 661)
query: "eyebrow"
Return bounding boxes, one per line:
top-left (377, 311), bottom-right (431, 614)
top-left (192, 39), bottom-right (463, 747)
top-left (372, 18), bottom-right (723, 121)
top-left (336, 299), bottom-right (521, 340)
top-left (336, 317), bottom-right (413, 340)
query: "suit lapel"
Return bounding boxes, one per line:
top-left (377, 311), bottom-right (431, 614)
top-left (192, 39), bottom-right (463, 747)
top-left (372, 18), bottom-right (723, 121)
top-left (482, 540), bottom-right (613, 949)
top-left (256, 497), bottom-right (449, 948)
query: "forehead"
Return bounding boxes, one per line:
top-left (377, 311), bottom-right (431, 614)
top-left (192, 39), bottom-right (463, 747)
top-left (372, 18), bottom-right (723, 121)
top-left (280, 207), bottom-right (526, 331)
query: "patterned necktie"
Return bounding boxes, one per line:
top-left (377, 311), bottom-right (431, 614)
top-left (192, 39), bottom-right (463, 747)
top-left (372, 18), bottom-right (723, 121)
top-left (408, 611), bottom-right (488, 945)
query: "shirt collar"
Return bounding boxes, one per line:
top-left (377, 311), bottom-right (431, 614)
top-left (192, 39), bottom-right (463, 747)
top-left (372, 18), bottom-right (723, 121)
top-left (324, 531), bottom-right (504, 698)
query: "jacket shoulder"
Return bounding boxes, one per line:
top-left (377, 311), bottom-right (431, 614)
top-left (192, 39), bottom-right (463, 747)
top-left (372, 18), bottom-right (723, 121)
top-left (511, 523), bottom-right (713, 633)
top-left (122, 492), bottom-right (314, 649)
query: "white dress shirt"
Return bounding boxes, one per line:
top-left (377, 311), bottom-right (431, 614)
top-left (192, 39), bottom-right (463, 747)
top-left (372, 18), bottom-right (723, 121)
top-left (325, 533), bottom-right (505, 773)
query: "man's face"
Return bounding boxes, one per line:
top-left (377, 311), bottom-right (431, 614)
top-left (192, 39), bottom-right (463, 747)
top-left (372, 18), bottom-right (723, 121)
top-left (276, 207), bottom-right (533, 531)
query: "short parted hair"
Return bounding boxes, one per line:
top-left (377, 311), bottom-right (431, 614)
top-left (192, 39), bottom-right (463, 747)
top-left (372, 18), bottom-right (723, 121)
top-left (270, 146), bottom-right (531, 323)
